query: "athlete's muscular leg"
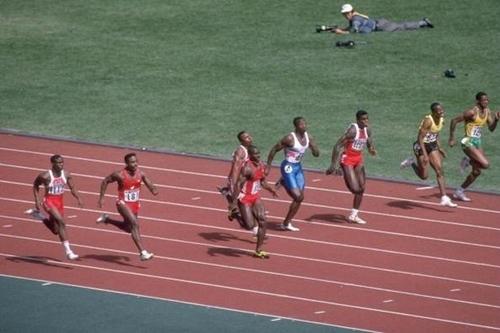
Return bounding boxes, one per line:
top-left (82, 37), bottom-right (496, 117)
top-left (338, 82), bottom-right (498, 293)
top-left (461, 148), bottom-right (489, 189)
top-left (116, 202), bottom-right (145, 253)
top-left (46, 207), bottom-right (67, 241)
top-left (253, 200), bottom-right (267, 252)
top-left (341, 164), bottom-right (365, 210)
top-left (237, 202), bottom-right (256, 231)
top-left (283, 187), bottom-right (304, 225)
top-left (428, 150), bottom-right (446, 196)
top-left (413, 151), bottom-right (429, 180)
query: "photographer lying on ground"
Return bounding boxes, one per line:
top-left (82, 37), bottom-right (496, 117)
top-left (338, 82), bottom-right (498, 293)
top-left (334, 3), bottom-right (433, 34)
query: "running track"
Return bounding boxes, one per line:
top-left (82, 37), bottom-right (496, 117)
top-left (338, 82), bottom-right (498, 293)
top-left (0, 132), bottom-right (499, 333)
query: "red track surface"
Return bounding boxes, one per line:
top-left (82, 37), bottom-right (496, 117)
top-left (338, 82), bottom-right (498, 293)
top-left (1, 132), bottom-right (499, 332)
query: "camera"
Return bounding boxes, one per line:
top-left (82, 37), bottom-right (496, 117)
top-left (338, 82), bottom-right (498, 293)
top-left (335, 40), bottom-right (355, 48)
top-left (316, 24), bottom-right (338, 33)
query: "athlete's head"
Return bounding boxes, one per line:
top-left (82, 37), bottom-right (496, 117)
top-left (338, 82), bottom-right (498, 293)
top-left (475, 92), bottom-right (489, 109)
top-left (430, 102), bottom-right (444, 117)
top-left (237, 131), bottom-right (253, 147)
top-left (293, 116), bottom-right (307, 133)
top-left (247, 145), bottom-right (261, 162)
top-left (124, 153), bottom-right (138, 171)
top-left (50, 154), bottom-right (64, 172)
top-left (356, 110), bottom-right (369, 128)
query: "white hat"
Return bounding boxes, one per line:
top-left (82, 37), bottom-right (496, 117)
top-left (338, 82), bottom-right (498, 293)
top-left (340, 4), bottom-right (353, 13)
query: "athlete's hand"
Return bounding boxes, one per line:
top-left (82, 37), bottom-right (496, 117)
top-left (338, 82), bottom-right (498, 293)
top-left (368, 147), bottom-right (377, 156)
top-left (439, 148), bottom-right (447, 158)
top-left (97, 198), bottom-right (104, 208)
top-left (448, 138), bottom-right (456, 147)
top-left (495, 111), bottom-right (500, 121)
top-left (264, 165), bottom-right (271, 176)
top-left (76, 197), bottom-right (84, 208)
top-left (326, 166), bottom-right (342, 176)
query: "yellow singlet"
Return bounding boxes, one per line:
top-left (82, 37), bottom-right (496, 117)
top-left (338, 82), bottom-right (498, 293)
top-left (465, 107), bottom-right (489, 138)
top-left (419, 114), bottom-right (443, 143)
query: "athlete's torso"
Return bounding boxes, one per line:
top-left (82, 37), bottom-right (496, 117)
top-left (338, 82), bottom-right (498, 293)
top-left (45, 170), bottom-right (67, 197)
top-left (118, 168), bottom-right (142, 202)
top-left (465, 106), bottom-right (489, 138)
top-left (420, 114), bottom-right (443, 143)
top-left (284, 132), bottom-right (309, 163)
top-left (344, 123), bottom-right (368, 155)
top-left (241, 161), bottom-right (265, 196)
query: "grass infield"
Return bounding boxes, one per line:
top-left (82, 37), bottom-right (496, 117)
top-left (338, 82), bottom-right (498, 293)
top-left (1, 0), bottom-right (499, 191)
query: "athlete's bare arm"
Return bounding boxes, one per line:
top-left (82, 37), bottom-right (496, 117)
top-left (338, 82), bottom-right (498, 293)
top-left (66, 172), bottom-right (83, 207)
top-left (308, 134), bottom-right (320, 157)
top-left (142, 173), bottom-right (159, 196)
top-left (33, 172), bottom-right (49, 211)
top-left (418, 118), bottom-right (432, 162)
top-left (265, 134), bottom-right (293, 175)
top-left (366, 127), bottom-right (377, 156)
top-left (449, 109), bottom-right (474, 147)
top-left (326, 126), bottom-right (355, 175)
top-left (487, 110), bottom-right (500, 132)
top-left (98, 171), bottom-right (121, 208)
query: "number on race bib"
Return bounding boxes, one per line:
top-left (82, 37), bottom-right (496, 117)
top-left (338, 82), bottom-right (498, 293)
top-left (471, 126), bottom-right (482, 138)
top-left (124, 189), bottom-right (139, 202)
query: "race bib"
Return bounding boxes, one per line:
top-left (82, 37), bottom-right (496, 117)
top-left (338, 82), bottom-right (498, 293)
top-left (124, 189), bottom-right (140, 202)
top-left (351, 139), bottom-right (366, 151)
top-left (49, 184), bottom-right (65, 195)
top-left (251, 182), bottom-right (262, 194)
top-left (471, 126), bottom-right (482, 138)
top-left (284, 164), bottom-right (293, 174)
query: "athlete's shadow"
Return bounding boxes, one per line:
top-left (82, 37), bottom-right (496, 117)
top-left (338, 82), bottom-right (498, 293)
top-left (82, 254), bottom-right (146, 269)
top-left (207, 247), bottom-right (252, 258)
top-left (386, 200), bottom-right (449, 212)
top-left (305, 214), bottom-right (347, 224)
top-left (7, 256), bottom-right (73, 269)
top-left (199, 232), bottom-right (253, 244)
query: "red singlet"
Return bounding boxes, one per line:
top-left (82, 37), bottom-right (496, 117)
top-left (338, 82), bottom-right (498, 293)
top-left (238, 161), bottom-right (265, 206)
top-left (117, 168), bottom-right (142, 215)
top-left (341, 123), bottom-right (368, 167)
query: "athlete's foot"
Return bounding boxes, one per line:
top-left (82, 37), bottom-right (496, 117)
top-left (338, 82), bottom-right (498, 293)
top-left (453, 190), bottom-right (471, 202)
top-left (66, 252), bottom-right (79, 260)
top-left (280, 223), bottom-right (300, 231)
top-left (348, 214), bottom-right (367, 224)
top-left (440, 195), bottom-right (457, 208)
top-left (24, 208), bottom-right (45, 221)
top-left (140, 250), bottom-right (154, 261)
top-left (254, 250), bottom-right (269, 259)
top-left (96, 213), bottom-right (109, 224)
top-left (400, 157), bottom-right (415, 169)
top-left (459, 156), bottom-right (470, 174)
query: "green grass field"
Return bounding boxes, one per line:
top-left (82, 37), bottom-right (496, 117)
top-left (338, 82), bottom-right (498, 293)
top-left (1, 0), bottom-right (499, 191)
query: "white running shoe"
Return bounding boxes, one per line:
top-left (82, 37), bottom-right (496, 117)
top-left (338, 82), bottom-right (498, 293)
top-left (440, 195), bottom-right (457, 208)
top-left (459, 156), bottom-right (470, 174)
top-left (140, 251), bottom-right (154, 261)
top-left (348, 214), bottom-right (367, 224)
top-left (400, 157), bottom-right (415, 169)
top-left (96, 213), bottom-right (108, 224)
top-left (280, 223), bottom-right (300, 231)
top-left (24, 208), bottom-right (45, 221)
top-left (66, 252), bottom-right (79, 260)
top-left (453, 190), bottom-right (471, 202)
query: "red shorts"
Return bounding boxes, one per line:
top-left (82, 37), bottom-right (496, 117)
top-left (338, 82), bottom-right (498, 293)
top-left (43, 196), bottom-right (64, 216)
top-left (341, 153), bottom-right (363, 167)
top-left (117, 199), bottom-right (140, 215)
top-left (238, 193), bottom-right (260, 206)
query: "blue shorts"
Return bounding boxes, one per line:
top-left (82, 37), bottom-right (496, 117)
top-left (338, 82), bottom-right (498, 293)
top-left (280, 160), bottom-right (305, 190)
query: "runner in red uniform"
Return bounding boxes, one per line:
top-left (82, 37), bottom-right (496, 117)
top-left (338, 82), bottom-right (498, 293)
top-left (26, 154), bottom-right (83, 260)
top-left (97, 153), bottom-right (158, 261)
top-left (233, 145), bottom-right (277, 258)
top-left (326, 110), bottom-right (376, 224)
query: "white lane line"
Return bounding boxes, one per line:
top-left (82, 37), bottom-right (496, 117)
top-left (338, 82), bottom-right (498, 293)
top-left (1, 273), bottom-right (377, 333)
top-left (1, 253), bottom-right (499, 331)
top-left (1, 229), bottom-right (500, 307)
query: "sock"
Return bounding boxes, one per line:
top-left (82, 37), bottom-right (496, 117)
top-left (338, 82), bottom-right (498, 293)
top-left (62, 241), bottom-right (72, 254)
top-left (351, 209), bottom-right (359, 217)
top-left (141, 250), bottom-right (148, 255)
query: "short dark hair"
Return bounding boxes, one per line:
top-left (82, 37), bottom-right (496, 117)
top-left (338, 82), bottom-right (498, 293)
top-left (124, 152), bottom-right (137, 163)
top-left (430, 102), bottom-right (441, 112)
top-left (237, 131), bottom-right (247, 142)
top-left (50, 154), bottom-right (63, 163)
top-left (476, 92), bottom-right (487, 101)
top-left (293, 116), bottom-right (305, 127)
top-left (356, 110), bottom-right (368, 120)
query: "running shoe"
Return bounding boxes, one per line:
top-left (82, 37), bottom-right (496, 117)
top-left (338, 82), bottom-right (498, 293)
top-left (459, 156), bottom-right (470, 174)
top-left (400, 157), bottom-right (415, 169)
top-left (96, 213), bottom-right (108, 224)
top-left (453, 190), bottom-right (471, 202)
top-left (66, 252), bottom-right (79, 260)
top-left (24, 208), bottom-right (45, 221)
top-left (280, 223), bottom-right (300, 231)
top-left (348, 214), bottom-right (367, 224)
top-left (140, 251), bottom-right (154, 261)
top-left (254, 250), bottom-right (269, 259)
top-left (440, 195), bottom-right (457, 208)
